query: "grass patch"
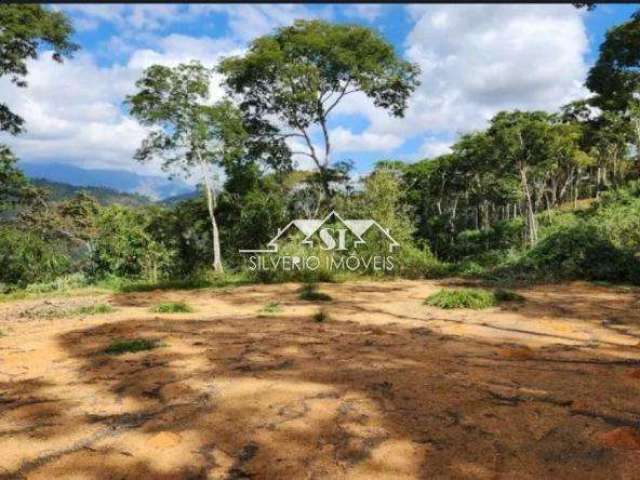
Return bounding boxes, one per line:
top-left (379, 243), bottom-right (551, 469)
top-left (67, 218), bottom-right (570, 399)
top-left (258, 301), bottom-right (282, 316)
top-left (299, 283), bottom-right (332, 302)
top-left (103, 338), bottom-right (158, 355)
top-left (313, 309), bottom-right (330, 323)
top-left (151, 301), bottom-right (193, 313)
top-left (76, 303), bottom-right (114, 315)
top-left (425, 288), bottom-right (497, 309)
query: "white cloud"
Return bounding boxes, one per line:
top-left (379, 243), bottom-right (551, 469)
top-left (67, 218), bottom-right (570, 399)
top-left (0, 35), bottom-right (243, 177)
top-left (188, 4), bottom-right (330, 42)
top-left (331, 127), bottom-right (403, 153)
top-left (420, 139), bottom-right (452, 158)
top-left (337, 4), bottom-right (590, 154)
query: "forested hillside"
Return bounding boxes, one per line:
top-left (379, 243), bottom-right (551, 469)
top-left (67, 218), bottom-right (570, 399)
top-left (1, 6), bottom-right (640, 292)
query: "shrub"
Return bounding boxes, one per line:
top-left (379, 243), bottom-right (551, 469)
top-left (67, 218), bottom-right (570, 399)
top-left (0, 226), bottom-right (71, 287)
top-left (313, 309), bottom-right (330, 323)
top-left (258, 302), bottom-right (282, 316)
top-left (103, 339), bottom-right (158, 355)
top-left (77, 304), bottom-right (113, 315)
top-left (493, 289), bottom-right (524, 302)
top-left (425, 288), bottom-right (497, 309)
top-left (515, 222), bottom-right (639, 283)
top-left (151, 302), bottom-right (193, 313)
top-left (298, 283), bottom-right (332, 301)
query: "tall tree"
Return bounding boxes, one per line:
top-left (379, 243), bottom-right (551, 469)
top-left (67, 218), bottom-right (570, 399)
top-left (218, 19), bottom-right (420, 203)
top-left (586, 10), bottom-right (640, 168)
top-left (0, 4), bottom-right (78, 135)
top-left (127, 62), bottom-right (247, 272)
top-left (487, 111), bottom-right (557, 246)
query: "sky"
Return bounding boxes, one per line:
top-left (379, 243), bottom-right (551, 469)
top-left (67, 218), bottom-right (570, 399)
top-left (1, 3), bottom-right (638, 182)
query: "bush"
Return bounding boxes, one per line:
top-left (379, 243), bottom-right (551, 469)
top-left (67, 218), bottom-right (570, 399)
top-left (77, 304), bottom-right (113, 315)
top-left (493, 289), bottom-right (524, 302)
top-left (24, 273), bottom-right (88, 294)
top-left (298, 283), bottom-right (332, 301)
top-left (513, 222), bottom-right (639, 283)
top-left (103, 339), bottom-right (158, 355)
top-left (425, 288), bottom-right (497, 309)
top-left (258, 301), bottom-right (282, 316)
top-left (313, 309), bottom-right (330, 323)
top-left (0, 226), bottom-right (71, 287)
top-left (151, 302), bottom-right (193, 313)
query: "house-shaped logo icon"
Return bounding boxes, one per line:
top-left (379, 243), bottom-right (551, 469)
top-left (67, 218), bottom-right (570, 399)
top-left (239, 210), bottom-right (400, 253)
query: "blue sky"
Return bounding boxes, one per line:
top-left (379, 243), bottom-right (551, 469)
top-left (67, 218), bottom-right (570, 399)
top-left (1, 3), bottom-right (638, 183)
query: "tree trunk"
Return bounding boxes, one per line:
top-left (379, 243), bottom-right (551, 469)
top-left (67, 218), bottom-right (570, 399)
top-left (198, 154), bottom-right (223, 273)
top-left (519, 165), bottom-right (538, 247)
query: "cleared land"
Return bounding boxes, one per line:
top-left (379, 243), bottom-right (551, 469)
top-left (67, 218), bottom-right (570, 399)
top-left (1, 280), bottom-right (640, 479)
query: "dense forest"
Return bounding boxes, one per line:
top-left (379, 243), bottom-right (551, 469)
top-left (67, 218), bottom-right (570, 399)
top-left (1, 4), bottom-right (640, 293)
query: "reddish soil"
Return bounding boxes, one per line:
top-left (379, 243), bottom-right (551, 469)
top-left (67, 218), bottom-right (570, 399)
top-left (1, 280), bottom-right (640, 479)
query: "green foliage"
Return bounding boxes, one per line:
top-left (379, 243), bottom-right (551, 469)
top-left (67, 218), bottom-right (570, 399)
top-left (313, 309), bottom-right (329, 323)
top-left (493, 289), bottom-right (525, 303)
top-left (151, 301), bottom-right (193, 313)
top-left (31, 179), bottom-right (151, 206)
top-left (76, 304), bottom-right (113, 315)
top-left (219, 19), bottom-right (419, 198)
top-left (0, 145), bottom-right (30, 210)
top-left (0, 225), bottom-right (71, 287)
top-left (299, 283), bottom-right (332, 302)
top-left (89, 205), bottom-right (175, 281)
top-left (103, 339), bottom-right (158, 355)
top-left (0, 4), bottom-right (78, 134)
top-left (425, 288), bottom-right (497, 310)
top-left (23, 273), bottom-right (88, 294)
top-left (258, 302), bottom-right (282, 316)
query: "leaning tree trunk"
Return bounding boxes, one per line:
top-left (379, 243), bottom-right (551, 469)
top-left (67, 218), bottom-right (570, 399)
top-left (198, 154), bottom-right (224, 273)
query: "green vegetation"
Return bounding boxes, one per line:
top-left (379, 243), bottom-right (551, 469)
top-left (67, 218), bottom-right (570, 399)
top-left (425, 288), bottom-right (528, 309)
top-left (76, 304), bottom-right (113, 315)
top-left (493, 289), bottom-right (525, 303)
top-left (299, 284), bottom-right (332, 302)
top-left (151, 302), bottom-right (193, 313)
top-left (313, 309), bottom-right (330, 323)
top-left (31, 179), bottom-right (151, 206)
top-left (425, 289), bottom-right (498, 310)
top-left (103, 339), bottom-right (158, 355)
top-left (259, 302), bottom-right (282, 316)
top-left (1, 8), bottom-right (639, 295)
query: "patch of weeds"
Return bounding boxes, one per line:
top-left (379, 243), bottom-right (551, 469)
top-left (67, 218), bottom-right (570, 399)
top-left (103, 339), bottom-right (158, 355)
top-left (493, 289), bottom-right (525, 303)
top-left (258, 302), bottom-right (282, 316)
top-left (76, 304), bottom-right (114, 315)
top-left (425, 288), bottom-right (497, 309)
top-left (313, 309), bottom-right (330, 323)
top-left (299, 283), bottom-right (332, 302)
top-left (151, 301), bottom-right (193, 313)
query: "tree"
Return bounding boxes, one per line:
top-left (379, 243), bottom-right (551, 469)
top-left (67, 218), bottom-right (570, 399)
top-left (126, 62), bottom-right (247, 272)
top-left (0, 145), bottom-right (29, 211)
top-left (586, 10), bottom-right (640, 168)
top-left (0, 4), bottom-right (78, 134)
top-left (218, 19), bottom-right (420, 203)
top-left (487, 111), bottom-right (557, 246)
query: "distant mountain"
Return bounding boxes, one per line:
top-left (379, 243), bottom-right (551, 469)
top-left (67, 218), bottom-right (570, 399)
top-left (31, 178), bottom-right (152, 206)
top-left (161, 190), bottom-right (200, 205)
top-left (20, 162), bottom-right (195, 200)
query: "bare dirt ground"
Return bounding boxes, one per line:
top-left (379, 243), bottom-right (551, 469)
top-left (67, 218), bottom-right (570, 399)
top-left (1, 279), bottom-right (640, 479)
